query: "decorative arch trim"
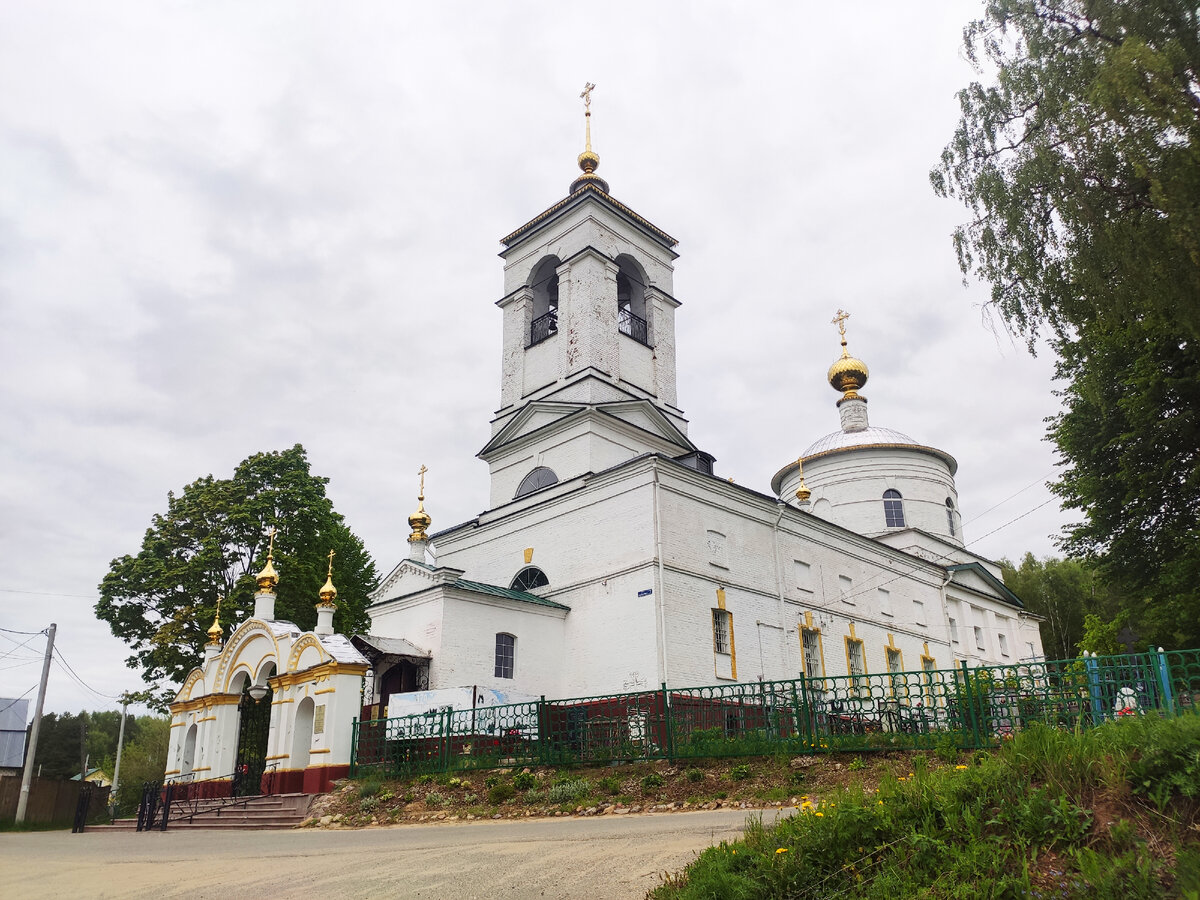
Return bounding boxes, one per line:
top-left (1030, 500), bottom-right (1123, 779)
top-left (286, 633), bottom-right (331, 673)
top-left (214, 619), bottom-right (281, 693)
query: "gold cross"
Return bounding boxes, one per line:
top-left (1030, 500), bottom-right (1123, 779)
top-left (580, 82), bottom-right (595, 109)
top-left (418, 464), bottom-right (427, 499)
top-left (831, 309), bottom-right (850, 337)
top-left (266, 526), bottom-right (277, 557)
top-left (326, 548), bottom-right (335, 578)
top-left (216, 594), bottom-right (222, 617)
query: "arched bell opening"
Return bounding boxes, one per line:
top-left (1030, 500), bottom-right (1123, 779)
top-left (615, 254), bottom-right (650, 345)
top-left (528, 256), bottom-right (562, 346)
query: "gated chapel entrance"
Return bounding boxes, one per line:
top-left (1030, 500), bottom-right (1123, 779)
top-left (232, 682), bottom-right (273, 796)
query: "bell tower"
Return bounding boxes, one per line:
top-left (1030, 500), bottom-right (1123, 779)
top-left (480, 86), bottom-right (702, 508)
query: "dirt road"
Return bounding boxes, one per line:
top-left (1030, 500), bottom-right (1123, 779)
top-left (0, 808), bottom-right (793, 899)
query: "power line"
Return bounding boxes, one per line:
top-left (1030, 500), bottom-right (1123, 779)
top-left (0, 632), bottom-right (44, 661)
top-left (0, 685), bottom-right (38, 715)
top-left (51, 647), bottom-right (121, 702)
top-left (960, 469), bottom-right (1057, 528)
top-left (0, 588), bottom-right (97, 600)
top-left (0, 625), bottom-right (51, 635)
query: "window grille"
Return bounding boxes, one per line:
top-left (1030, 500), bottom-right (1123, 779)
top-left (801, 628), bottom-right (822, 679)
top-left (712, 609), bottom-right (731, 655)
top-left (945, 497), bottom-right (957, 537)
top-left (847, 639), bottom-right (866, 692)
top-left (883, 489), bottom-right (906, 528)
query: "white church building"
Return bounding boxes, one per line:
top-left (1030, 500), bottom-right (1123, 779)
top-left (166, 102), bottom-right (1043, 795)
top-left (358, 110), bottom-right (1044, 720)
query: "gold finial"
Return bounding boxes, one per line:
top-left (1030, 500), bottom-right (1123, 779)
top-left (408, 464), bottom-right (432, 543)
top-left (571, 82), bottom-right (609, 194)
top-left (795, 458), bottom-right (812, 503)
top-left (206, 594), bottom-right (223, 646)
top-left (255, 527), bottom-right (279, 594)
top-left (318, 549), bottom-right (337, 606)
top-left (826, 308), bottom-right (869, 400)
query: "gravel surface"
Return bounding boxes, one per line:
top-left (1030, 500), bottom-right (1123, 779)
top-left (0, 808), bottom-right (797, 899)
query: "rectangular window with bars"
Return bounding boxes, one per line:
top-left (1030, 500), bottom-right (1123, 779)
top-left (921, 656), bottom-right (937, 706)
top-left (886, 646), bottom-right (906, 701)
top-left (712, 609), bottom-right (731, 655)
top-left (801, 628), bottom-right (823, 680)
top-left (847, 638), bottom-right (867, 692)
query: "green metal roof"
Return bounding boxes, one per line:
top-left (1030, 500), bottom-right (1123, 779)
top-left (454, 579), bottom-right (570, 611)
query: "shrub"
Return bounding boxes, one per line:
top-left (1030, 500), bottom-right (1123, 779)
top-left (484, 775), bottom-right (501, 788)
top-left (359, 777), bottom-right (382, 799)
top-left (512, 772), bottom-right (537, 791)
top-left (487, 782), bottom-right (516, 804)
top-left (685, 768), bottom-right (705, 783)
top-left (547, 779), bottom-right (592, 804)
top-left (641, 772), bottom-right (666, 791)
top-left (729, 765), bottom-right (751, 781)
top-left (599, 776), bottom-right (621, 795)
top-left (424, 791), bottom-right (446, 806)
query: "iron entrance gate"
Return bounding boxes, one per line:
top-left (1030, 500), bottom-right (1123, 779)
top-left (232, 684), bottom-right (272, 796)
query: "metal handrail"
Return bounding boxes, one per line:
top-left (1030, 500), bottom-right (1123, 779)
top-left (528, 311), bottom-right (558, 346)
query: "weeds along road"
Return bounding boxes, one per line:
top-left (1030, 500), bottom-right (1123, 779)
top-left (0, 807), bottom-right (797, 899)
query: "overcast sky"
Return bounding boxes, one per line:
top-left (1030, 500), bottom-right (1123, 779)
top-left (0, 2), bottom-right (1073, 719)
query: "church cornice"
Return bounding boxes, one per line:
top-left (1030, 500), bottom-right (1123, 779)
top-left (499, 183), bottom-right (678, 253)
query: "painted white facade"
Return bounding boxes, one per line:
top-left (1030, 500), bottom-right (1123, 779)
top-left (361, 150), bottom-right (1045, 717)
top-left (165, 584), bottom-right (369, 795)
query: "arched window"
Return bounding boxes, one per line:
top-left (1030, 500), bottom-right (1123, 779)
top-left (510, 567), bottom-right (549, 592)
top-left (528, 256), bottom-right (561, 346)
top-left (515, 466), bottom-right (558, 498)
top-left (494, 633), bottom-right (516, 679)
top-left (945, 497), bottom-right (957, 537)
top-left (883, 489), bottom-right (906, 528)
top-left (615, 254), bottom-right (650, 345)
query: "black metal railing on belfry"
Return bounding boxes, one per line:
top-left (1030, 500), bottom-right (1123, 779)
top-left (528, 311), bottom-right (558, 346)
top-left (618, 308), bottom-right (649, 344)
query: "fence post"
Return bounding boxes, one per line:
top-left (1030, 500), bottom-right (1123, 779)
top-left (1084, 652), bottom-right (1104, 724)
top-left (1153, 647), bottom-right (1175, 716)
top-left (349, 717), bottom-right (359, 777)
top-left (537, 696), bottom-right (547, 766)
top-left (439, 707), bottom-right (451, 773)
top-left (797, 673), bottom-right (812, 748)
top-left (960, 661), bottom-right (981, 749)
top-left (661, 683), bottom-right (674, 761)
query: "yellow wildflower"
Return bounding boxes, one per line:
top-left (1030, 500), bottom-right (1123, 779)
top-left (776, 848), bottom-right (789, 854)
top-left (815, 811), bottom-right (824, 817)
top-left (955, 765), bottom-right (968, 770)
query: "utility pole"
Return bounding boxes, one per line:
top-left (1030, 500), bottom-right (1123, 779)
top-left (110, 693), bottom-right (129, 816)
top-left (16, 623), bottom-right (56, 824)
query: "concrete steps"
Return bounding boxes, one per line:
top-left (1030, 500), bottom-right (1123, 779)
top-left (89, 793), bottom-right (313, 832)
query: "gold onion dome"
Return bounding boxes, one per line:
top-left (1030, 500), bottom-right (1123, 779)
top-left (827, 308), bottom-right (868, 400)
top-left (318, 549), bottom-right (337, 607)
top-left (255, 551), bottom-right (279, 594)
top-left (408, 464), bottom-right (432, 543)
top-left (206, 613), bottom-right (222, 645)
top-left (256, 527), bottom-right (279, 593)
top-left (570, 82), bottom-right (610, 194)
top-left (408, 502), bottom-right (431, 542)
top-left (795, 459), bottom-right (812, 502)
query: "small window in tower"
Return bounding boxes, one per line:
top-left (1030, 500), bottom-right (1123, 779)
top-left (883, 490), bottom-right (906, 528)
top-left (494, 633), bottom-right (515, 679)
top-left (510, 567), bottom-right (549, 592)
top-left (946, 498), bottom-right (957, 537)
top-left (515, 466), bottom-right (558, 498)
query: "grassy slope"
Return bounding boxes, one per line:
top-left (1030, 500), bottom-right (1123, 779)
top-left (649, 714), bottom-right (1200, 899)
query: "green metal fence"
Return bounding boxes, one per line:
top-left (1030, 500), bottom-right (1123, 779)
top-left (350, 647), bottom-right (1200, 778)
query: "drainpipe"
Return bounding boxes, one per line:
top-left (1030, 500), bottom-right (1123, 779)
top-left (771, 502), bottom-right (791, 673)
top-left (652, 459), bottom-right (669, 685)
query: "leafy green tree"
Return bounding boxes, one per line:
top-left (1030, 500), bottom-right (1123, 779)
top-left (96, 445), bottom-right (378, 706)
top-left (934, 1), bottom-right (1200, 648)
top-left (1000, 553), bottom-right (1112, 660)
top-left (31, 712), bottom-right (85, 780)
top-left (111, 716), bottom-right (171, 815)
top-left (1078, 611), bottom-right (1130, 657)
